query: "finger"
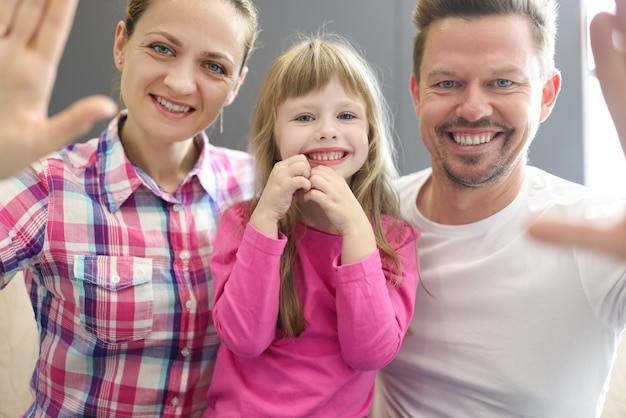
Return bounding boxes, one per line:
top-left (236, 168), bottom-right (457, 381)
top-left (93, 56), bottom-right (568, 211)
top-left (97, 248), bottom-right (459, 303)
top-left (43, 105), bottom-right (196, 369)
top-left (301, 188), bottom-right (325, 205)
top-left (9, 0), bottom-right (51, 46)
top-left (0, 0), bottom-right (20, 36)
top-left (283, 156), bottom-right (311, 178)
top-left (590, 12), bottom-right (626, 150)
top-left (34, 0), bottom-right (79, 61)
top-left (528, 218), bottom-right (626, 259)
top-left (38, 95), bottom-right (117, 154)
top-left (309, 170), bottom-right (331, 193)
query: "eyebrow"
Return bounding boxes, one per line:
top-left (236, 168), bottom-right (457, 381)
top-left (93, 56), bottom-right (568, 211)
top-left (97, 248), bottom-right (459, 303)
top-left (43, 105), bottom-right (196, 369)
top-left (147, 30), bottom-right (235, 65)
top-left (424, 66), bottom-right (527, 81)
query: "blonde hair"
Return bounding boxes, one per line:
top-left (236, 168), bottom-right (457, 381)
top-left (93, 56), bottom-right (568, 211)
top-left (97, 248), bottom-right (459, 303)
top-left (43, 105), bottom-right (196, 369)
top-left (249, 34), bottom-right (405, 337)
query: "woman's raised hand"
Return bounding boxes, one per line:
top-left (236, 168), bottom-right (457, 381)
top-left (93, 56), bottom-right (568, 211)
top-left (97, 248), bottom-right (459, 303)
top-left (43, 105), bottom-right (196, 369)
top-left (0, 0), bottom-right (116, 179)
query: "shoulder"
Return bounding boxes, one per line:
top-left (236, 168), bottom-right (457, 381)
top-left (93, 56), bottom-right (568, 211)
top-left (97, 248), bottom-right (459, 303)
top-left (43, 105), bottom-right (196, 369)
top-left (51, 111), bottom-right (124, 171)
top-left (380, 213), bottom-right (420, 244)
top-left (394, 168), bottom-right (430, 191)
top-left (526, 166), bottom-right (588, 194)
top-left (222, 201), bottom-right (253, 220)
top-left (525, 167), bottom-right (625, 220)
top-left (206, 144), bottom-right (254, 171)
top-left (393, 168), bottom-right (430, 222)
top-left (25, 136), bottom-right (102, 182)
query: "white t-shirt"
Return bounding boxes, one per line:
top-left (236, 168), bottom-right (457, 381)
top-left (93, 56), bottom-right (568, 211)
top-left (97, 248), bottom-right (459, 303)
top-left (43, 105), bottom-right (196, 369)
top-left (373, 166), bottom-right (626, 418)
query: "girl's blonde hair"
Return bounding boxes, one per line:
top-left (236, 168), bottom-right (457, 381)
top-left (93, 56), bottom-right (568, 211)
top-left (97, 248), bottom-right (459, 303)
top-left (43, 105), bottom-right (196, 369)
top-left (249, 33), bottom-right (405, 337)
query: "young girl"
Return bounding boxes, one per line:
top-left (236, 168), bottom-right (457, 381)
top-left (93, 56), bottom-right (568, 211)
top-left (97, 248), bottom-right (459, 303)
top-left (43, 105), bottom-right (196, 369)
top-left (205, 34), bottom-right (420, 417)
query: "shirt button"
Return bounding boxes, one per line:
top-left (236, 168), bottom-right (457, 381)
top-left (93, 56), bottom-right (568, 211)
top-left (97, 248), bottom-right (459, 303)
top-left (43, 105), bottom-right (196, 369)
top-left (173, 204), bottom-right (183, 212)
top-left (185, 300), bottom-right (194, 311)
top-left (181, 347), bottom-right (191, 357)
top-left (179, 250), bottom-right (190, 260)
top-left (111, 275), bottom-right (121, 284)
top-left (171, 397), bottom-right (180, 406)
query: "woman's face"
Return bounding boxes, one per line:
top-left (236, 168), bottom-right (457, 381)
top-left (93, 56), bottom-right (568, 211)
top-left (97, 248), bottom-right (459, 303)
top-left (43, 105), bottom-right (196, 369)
top-left (113, 0), bottom-right (248, 145)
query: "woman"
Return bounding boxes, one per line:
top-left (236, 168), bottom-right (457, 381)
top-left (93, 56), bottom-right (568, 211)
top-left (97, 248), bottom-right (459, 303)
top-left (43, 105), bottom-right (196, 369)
top-left (0, 0), bottom-right (258, 416)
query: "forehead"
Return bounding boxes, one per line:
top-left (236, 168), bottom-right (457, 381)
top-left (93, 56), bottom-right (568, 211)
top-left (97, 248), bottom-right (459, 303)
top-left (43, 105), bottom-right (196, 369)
top-left (135, 0), bottom-right (247, 60)
top-left (421, 14), bottom-right (540, 78)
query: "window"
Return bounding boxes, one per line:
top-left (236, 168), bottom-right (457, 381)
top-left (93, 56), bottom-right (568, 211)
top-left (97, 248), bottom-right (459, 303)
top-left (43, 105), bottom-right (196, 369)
top-left (584, 0), bottom-right (626, 196)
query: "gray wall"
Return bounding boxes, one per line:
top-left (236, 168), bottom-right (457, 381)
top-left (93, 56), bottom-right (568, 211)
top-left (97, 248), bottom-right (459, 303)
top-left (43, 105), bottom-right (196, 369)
top-left (51, 0), bottom-right (585, 182)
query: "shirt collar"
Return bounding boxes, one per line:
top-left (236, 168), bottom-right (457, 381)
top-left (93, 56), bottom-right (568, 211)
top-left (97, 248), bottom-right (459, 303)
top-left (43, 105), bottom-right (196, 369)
top-left (100, 110), bottom-right (214, 212)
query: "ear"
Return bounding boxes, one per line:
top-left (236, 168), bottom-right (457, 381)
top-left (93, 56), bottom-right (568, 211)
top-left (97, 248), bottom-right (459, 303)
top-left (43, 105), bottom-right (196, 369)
top-left (539, 69), bottom-right (561, 122)
top-left (113, 21), bottom-right (126, 72)
top-left (410, 72), bottom-right (420, 116)
top-left (224, 66), bottom-right (249, 106)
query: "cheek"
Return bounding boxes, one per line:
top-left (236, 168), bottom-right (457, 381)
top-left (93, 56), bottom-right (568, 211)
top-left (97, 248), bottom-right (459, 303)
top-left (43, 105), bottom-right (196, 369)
top-left (274, 128), bottom-right (296, 160)
top-left (120, 63), bottom-right (154, 94)
top-left (421, 99), bottom-right (452, 122)
top-left (355, 131), bottom-right (370, 164)
top-left (500, 100), bottom-right (534, 127)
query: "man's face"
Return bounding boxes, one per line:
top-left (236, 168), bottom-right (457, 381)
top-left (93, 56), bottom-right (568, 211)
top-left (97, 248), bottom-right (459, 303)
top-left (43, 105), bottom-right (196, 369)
top-left (412, 14), bottom-right (559, 188)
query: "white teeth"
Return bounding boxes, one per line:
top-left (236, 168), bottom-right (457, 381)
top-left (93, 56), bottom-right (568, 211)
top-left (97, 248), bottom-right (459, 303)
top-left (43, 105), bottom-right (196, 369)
top-left (308, 152), bottom-right (344, 161)
top-left (452, 134), bottom-right (493, 146)
top-left (155, 96), bottom-right (191, 113)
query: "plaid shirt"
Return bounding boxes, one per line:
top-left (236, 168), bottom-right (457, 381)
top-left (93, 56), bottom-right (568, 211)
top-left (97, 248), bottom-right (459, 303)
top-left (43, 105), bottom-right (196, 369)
top-left (0, 111), bottom-right (255, 417)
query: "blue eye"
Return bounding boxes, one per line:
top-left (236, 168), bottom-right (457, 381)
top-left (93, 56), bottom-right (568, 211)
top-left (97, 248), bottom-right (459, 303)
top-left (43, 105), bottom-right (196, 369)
top-left (495, 79), bottom-right (513, 87)
top-left (438, 80), bottom-right (456, 89)
top-left (204, 62), bottom-right (226, 75)
top-left (338, 113), bottom-right (355, 120)
top-left (150, 43), bottom-right (173, 56)
top-left (296, 115), bottom-right (314, 122)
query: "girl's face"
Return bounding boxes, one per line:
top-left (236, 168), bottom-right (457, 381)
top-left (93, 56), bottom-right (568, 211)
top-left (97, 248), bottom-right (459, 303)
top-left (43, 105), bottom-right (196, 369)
top-left (274, 78), bottom-right (369, 182)
top-left (113, 0), bottom-right (248, 146)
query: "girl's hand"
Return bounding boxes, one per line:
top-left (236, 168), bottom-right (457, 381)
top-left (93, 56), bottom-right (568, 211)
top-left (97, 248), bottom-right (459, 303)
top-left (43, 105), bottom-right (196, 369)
top-left (0, 0), bottom-right (116, 179)
top-left (303, 165), bottom-right (376, 264)
top-left (250, 154), bottom-right (311, 238)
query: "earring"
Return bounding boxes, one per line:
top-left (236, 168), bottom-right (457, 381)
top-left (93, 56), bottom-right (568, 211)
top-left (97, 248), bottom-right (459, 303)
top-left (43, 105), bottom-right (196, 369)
top-left (219, 109), bottom-right (224, 134)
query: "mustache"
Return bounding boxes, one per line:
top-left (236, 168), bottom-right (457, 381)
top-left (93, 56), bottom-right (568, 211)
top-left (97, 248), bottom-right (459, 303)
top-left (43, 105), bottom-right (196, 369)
top-left (436, 118), bottom-right (513, 136)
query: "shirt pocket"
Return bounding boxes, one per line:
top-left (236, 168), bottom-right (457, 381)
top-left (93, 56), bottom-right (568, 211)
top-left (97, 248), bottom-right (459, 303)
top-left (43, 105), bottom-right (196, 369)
top-left (73, 255), bottom-right (154, 344)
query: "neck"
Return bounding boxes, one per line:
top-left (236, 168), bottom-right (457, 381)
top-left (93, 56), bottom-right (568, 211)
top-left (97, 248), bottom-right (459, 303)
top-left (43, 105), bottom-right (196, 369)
top-left (121, 134), bottom-right (200, 194)
top-left (418, 164), bottom-right (525, 225)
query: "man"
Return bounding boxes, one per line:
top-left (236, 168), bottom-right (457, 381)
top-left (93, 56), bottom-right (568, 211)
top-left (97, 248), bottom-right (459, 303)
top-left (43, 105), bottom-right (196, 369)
top-left (373, 0), bottom-right (626, 417)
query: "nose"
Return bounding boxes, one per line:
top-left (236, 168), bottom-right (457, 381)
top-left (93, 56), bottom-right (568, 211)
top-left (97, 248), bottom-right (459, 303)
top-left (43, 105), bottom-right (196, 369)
top-left (456, 83), bottom-right (492, 122)
top-left (317, 117), bottom-right (339, 140)
top-left (163, 60), bottom-right (197, 95)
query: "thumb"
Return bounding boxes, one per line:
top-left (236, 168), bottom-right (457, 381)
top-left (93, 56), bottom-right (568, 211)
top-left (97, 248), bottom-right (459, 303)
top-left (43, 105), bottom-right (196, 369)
top-left (42, 95), bottom-right (118, 153)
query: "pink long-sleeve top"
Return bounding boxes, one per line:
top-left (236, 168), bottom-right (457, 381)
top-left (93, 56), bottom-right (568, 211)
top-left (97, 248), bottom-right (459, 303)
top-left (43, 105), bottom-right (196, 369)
top-left (204, 203), bottom-right (419, 417)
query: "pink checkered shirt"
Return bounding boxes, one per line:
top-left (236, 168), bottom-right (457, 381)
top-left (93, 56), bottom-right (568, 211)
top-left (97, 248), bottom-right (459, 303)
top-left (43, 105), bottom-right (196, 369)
top-left (0, 111), bottom-right (255, 417)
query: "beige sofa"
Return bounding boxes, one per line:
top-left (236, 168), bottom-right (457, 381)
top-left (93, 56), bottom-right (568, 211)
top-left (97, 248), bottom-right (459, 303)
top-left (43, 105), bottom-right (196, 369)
top-left (0, 272), bottom-right (37, 418)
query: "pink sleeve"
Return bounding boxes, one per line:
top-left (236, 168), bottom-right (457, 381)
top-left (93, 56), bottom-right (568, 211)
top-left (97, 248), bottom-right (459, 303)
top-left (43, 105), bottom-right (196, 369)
top-left (334, 221), bottom-right (419, 371)
top-left (210, 204), bottom-right (287, 358)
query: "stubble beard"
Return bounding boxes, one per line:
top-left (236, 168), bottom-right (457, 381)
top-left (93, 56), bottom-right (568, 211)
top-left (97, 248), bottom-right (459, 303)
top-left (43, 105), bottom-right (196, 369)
top-left (438, 130), bottom-right (526, 189)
